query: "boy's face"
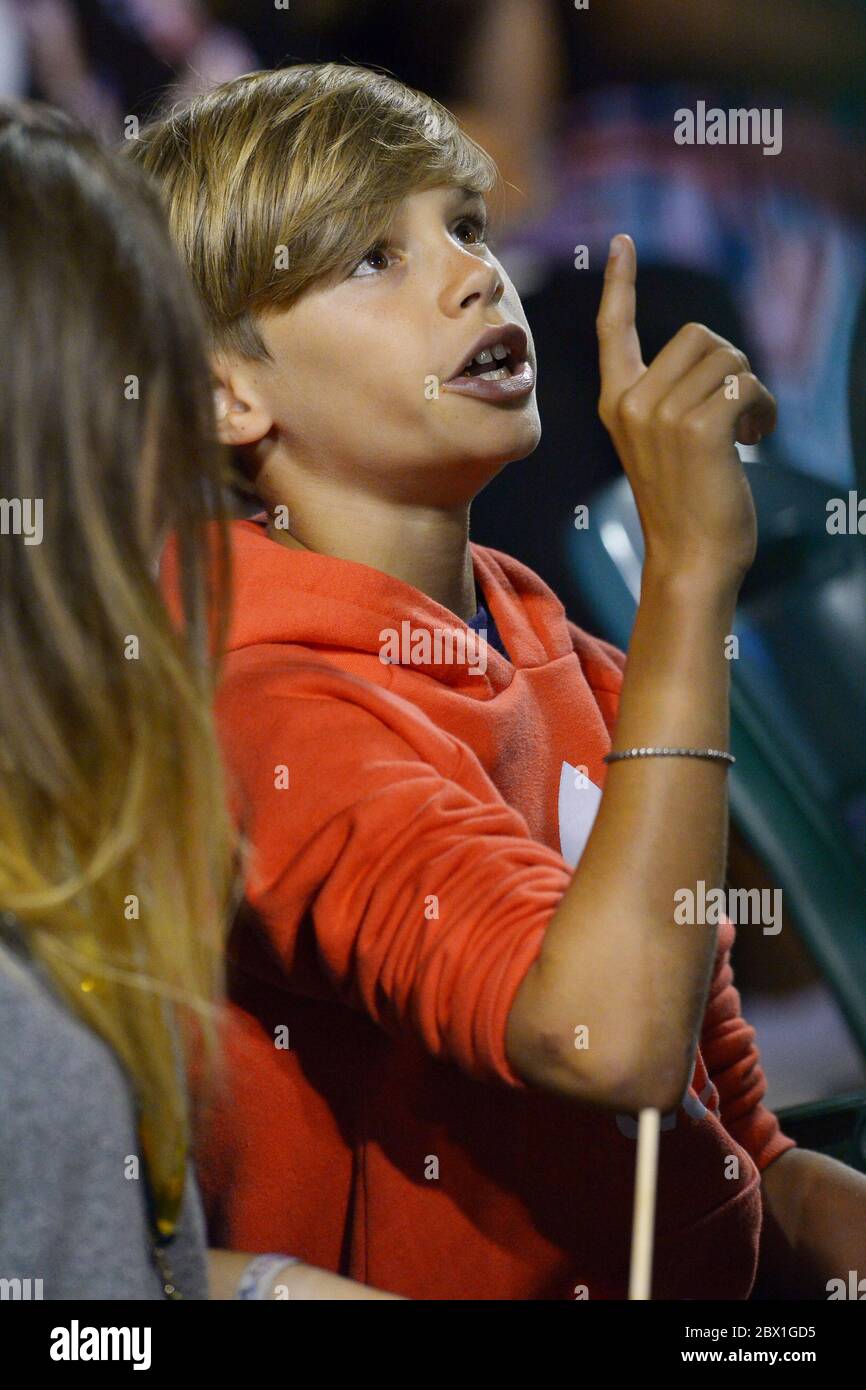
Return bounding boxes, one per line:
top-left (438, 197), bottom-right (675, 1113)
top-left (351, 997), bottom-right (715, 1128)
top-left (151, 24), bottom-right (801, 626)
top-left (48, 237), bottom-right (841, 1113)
top-left (242, 184), bottom-right (540, 507)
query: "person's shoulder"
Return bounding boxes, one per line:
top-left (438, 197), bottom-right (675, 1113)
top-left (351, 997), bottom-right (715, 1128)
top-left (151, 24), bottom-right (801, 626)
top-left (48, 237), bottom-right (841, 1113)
top-left (216, 646), bottom-right (465, 785)
top-left (0, 934), bottom-right (132, 1134)
top-left (0, 931), bottom-right (209, 1299)
top-left (218, 646), bottom-right (415, 731)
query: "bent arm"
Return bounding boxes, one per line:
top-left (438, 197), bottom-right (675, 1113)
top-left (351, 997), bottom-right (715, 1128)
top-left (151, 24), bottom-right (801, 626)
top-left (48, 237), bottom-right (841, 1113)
top-left (507, 568), bottom-right (738, 1113)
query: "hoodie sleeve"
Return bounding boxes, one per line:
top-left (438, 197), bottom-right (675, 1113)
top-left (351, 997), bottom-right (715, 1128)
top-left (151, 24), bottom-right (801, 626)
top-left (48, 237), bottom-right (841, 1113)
top-left (216, 657), bottom-right (573, 1090)
top-left (699, 916), bottom-right (797, 1171)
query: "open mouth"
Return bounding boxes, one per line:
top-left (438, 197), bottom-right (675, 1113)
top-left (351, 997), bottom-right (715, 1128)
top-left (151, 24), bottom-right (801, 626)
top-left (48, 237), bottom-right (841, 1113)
top-left (442, 323), bottom-right (535, 401)
top-left (453, 342), bottom-right (517, 383)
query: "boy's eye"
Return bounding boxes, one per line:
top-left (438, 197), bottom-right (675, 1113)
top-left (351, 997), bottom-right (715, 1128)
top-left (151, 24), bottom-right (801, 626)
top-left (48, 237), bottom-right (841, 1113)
top-left (348, 211), bottom-right (490, 279)
top-left (454, 213), bottom-right (489, 247)
top-left (349, 246), bottom-right (393, 278)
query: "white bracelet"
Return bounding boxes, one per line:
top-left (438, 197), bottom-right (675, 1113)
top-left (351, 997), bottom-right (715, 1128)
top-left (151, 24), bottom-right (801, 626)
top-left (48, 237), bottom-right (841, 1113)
top-left (235, 1252), bottom-right (300, 1300)
top-left (603, 746), bottom-right (735, 766)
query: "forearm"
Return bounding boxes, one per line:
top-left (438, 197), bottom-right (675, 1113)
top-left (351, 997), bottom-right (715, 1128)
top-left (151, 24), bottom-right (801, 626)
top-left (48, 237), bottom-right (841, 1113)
top-left (757, 1148), bottom-right (866, 1299)
top-left (207, 1250), bottom-right (403, 1300)
top-left (509, 566), bottom-right (738, 1111)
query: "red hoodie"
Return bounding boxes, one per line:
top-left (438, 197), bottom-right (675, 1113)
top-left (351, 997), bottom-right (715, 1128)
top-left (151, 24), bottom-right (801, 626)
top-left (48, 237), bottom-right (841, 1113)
top-left (174, 514), bottom-right (795, 1300)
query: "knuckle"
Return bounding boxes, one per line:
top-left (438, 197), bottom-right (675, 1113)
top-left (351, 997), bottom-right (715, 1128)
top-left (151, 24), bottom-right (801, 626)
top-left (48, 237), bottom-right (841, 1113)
top-left (681, 412), bottom-right (709, 443)
top-left (715, 346), bottom-right (749, 374)
top-left (681, 320), bottom-right (710, 344)
top-left (618, 391), bottom-right (644, 426)
top-left (654, 400), bottom-right (679, 430)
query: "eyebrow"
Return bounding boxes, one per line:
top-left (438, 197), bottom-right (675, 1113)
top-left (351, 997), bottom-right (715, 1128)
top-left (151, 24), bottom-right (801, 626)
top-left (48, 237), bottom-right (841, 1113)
top-left (446, 185), bottom-right (487, 213)
top-left (375, 184), bottom-right (488, 251)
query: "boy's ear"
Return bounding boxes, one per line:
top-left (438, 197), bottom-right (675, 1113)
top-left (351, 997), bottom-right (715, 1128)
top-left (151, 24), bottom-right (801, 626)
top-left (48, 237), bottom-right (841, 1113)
top-left (210, 355), bottom-right (273, 448)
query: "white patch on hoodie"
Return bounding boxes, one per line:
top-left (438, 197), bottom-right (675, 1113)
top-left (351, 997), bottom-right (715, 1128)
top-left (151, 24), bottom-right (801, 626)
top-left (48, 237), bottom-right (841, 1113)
top-left (557, 761), bottom-right (603, 869)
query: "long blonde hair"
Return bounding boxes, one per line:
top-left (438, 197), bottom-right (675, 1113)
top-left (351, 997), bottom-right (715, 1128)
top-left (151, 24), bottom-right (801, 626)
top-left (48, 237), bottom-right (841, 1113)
top-left (0, 102), bottom-right (237, 1235)
top-left (125, 61), bottom-right (499, 363)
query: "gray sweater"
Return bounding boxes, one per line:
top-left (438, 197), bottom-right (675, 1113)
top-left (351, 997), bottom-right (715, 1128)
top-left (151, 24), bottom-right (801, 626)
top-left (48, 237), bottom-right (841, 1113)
top-left (0, 920), bottom-right (209, 1300)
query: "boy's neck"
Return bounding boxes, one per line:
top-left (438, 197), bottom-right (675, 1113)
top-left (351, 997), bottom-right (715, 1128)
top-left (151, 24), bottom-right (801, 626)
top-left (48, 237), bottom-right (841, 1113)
top-left (264, 491), bottom-right (479, 622)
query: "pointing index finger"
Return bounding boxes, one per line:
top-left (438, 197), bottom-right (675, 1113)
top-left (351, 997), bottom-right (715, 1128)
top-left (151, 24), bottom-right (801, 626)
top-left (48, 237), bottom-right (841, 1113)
top-left (596, 234), bottom-right (644, 402)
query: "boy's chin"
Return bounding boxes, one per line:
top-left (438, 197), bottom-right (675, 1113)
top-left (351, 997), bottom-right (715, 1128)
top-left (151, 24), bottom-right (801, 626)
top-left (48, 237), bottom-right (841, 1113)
top-left (445, 427), bottom-right (542, 498)
top-left (464, 415), bottom-right (542, 469)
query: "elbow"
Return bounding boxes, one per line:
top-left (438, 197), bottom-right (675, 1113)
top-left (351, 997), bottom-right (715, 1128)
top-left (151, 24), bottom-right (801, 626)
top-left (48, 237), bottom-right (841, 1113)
top-left (515, 1031), bottom-right (689, 1115)
top-left (506, 972), bottom-right (693, 1113)
top-left (590, 1045), bottom-right (692, 1115)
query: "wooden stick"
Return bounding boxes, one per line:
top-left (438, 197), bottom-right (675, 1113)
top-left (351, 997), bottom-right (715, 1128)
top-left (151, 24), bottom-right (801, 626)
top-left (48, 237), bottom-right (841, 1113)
top-left (628, 1107), bottom-right (661, 1300)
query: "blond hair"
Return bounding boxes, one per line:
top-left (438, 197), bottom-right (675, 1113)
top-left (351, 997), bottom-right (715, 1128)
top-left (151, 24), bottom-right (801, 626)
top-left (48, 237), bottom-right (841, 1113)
top-left (0, 102), bottom-right (238, 1239)
top-left (125, 62), bottom-right (499, 361)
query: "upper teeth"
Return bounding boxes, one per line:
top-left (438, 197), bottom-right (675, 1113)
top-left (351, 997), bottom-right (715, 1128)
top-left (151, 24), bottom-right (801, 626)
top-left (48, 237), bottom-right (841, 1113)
top-left (465, 342), bottom-right (509, 371)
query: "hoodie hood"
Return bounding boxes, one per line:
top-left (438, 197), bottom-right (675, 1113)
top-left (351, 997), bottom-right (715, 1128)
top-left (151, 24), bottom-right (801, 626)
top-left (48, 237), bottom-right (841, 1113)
top-left (198, 513), bottom-right (623, 701)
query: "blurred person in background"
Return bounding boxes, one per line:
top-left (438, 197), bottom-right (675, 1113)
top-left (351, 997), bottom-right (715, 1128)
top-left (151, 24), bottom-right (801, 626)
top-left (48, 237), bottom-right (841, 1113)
top-left (0, 0), bottom-right (28, 98)
top-left (463, 0), bottom-right (866, 489)
top-left (11, 0), bottom-right (258, 135)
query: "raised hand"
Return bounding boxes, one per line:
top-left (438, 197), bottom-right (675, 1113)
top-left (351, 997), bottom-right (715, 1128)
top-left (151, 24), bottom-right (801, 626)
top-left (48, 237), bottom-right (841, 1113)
top-left (595, 234), bottom-right (776, 584)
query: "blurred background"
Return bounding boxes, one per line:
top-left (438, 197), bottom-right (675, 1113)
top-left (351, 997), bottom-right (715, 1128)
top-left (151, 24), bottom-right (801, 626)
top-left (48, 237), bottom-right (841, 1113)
top-left (6, 0), bottom-right (866, 1148)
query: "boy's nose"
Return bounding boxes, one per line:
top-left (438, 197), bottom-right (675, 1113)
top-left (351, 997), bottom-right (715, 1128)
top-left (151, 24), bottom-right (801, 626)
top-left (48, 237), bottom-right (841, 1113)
top-left (438, 254), bottom-right (504, 319)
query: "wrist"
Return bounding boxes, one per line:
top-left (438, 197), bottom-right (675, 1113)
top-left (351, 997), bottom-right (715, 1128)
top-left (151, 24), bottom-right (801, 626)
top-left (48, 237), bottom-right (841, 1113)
top-left (235, 1253), bottom-right (300, 1299)
top-left (640, 561), bottom-right (742, 616)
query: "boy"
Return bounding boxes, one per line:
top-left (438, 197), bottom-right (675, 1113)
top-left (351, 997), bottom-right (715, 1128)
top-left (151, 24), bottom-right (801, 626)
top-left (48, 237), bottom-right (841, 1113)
top-left (134, 63), bottom-right (866, 1299)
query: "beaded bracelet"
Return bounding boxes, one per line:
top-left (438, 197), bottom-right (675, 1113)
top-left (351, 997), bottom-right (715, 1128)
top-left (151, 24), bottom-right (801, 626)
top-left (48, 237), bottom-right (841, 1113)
top-left (603, 746), bottom-right (735, 766)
